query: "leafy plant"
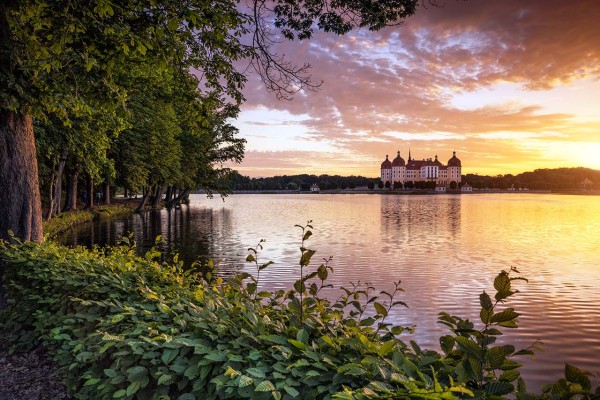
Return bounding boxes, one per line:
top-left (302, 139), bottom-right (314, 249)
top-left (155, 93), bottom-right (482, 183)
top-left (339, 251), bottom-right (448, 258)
top-left (1, 228), bottom-right (598, 400)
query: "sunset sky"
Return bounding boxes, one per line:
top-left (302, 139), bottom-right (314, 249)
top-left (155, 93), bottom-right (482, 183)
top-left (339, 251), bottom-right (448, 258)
top-left (233, 0), bottom-right (600, 178)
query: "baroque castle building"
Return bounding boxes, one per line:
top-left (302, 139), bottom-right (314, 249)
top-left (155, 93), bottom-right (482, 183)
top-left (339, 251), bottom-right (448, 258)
top-left (380, 150), bottom-right (462, 187)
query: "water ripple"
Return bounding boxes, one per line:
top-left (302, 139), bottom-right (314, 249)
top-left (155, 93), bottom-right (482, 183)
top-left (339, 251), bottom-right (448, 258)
top-left (59, 193), bottom-right (600, 391)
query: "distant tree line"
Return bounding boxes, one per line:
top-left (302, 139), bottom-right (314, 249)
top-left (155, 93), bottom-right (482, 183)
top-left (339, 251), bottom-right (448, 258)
top-left (226, 167), bottom-right (600, 192)
top-left (226, 172), bottom-right (377, 191)
top-left (463, 168), bottom-right (599, 190)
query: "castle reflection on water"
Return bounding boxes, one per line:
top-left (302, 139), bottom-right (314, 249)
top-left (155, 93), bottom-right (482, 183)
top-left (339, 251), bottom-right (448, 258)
top-left (59, 193), bottom-right (600, 391)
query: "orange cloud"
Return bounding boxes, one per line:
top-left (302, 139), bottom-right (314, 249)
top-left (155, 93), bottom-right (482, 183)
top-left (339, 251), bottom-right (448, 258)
top-left (235, 0), bottom-right (600, 177)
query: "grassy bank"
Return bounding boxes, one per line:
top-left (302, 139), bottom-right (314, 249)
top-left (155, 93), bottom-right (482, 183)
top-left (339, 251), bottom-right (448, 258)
top-left (1, 229), bottom-right (598, 399)
top-left (43, 202), bottom-right (138, 239)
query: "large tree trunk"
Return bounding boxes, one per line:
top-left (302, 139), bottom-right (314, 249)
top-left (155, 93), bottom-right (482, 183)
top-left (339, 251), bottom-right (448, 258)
top-left (86, 175), bottom-right (94, 208)
top-left (52, 150), bottom-right (67, 215)
top-left (63, 168), bottom-right (78, 211)
top-left (165, 187), bottom-right (190, 208)
top-left (0, 110), bottom-right (44, 242)
top-left (45, 165), bottom-right (56, 221)
top-left (103, 182), bottom-right (110, 205)
top-left (136, 186), bottom-right (152, 213)
top-left (151, 184), bottom-right (163, 209)
top-left (164, 185), bottom-right (173, 204)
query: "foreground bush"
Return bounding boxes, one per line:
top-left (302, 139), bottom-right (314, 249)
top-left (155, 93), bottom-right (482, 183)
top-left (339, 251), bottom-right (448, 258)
top-left (43, 204), bottom-right (135, 239)
top-left (0, 226), bottom-right (598, 400)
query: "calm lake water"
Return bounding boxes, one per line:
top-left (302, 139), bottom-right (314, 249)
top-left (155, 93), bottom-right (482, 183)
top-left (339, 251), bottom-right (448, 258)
top-left (58, 193), bottom-right (600, 390)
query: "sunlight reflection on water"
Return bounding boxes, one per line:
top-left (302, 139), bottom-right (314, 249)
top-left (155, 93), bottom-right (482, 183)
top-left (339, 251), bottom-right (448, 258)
top-left (59, 193), bottom-right (600, 390)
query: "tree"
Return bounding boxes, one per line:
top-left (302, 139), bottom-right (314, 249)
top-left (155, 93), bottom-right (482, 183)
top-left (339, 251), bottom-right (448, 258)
top-left (385, 181), bottom-right (391, 190)
top-left (368, 182), bottom-right (375, 190)
top-left (393, 181), bottom-right (403, 190)
top-left (378, 181), bottom-right (384, 189)
top-left (449, 181), bottom-right (457, 190)
top-left (1, 0), bottom-right (423, 242)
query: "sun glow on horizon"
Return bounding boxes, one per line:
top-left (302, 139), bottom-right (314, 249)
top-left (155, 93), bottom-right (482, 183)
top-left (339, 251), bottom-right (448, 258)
top-left (234, 2), bottom-right (600, 178)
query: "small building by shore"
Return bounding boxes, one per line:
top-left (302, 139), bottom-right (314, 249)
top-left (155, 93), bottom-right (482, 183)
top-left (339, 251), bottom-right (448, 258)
top-left (461, 183), bottom-right (473, 192)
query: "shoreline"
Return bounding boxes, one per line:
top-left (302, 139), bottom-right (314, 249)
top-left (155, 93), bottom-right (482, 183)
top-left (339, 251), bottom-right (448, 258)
top-left (43, 199), bottom-right (139, 239)
top-left (222, 189), bottom-right (599, 196)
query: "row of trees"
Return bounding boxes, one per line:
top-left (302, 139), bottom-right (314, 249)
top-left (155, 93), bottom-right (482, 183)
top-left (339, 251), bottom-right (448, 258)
top-left (464, 168), bottom-right (599, 190)
top-left (227, 172), bottom-right (376, 191)
top-left (225, 172), bottom-right (465, 191)
top-left (1, 0), bottom-right (424, 242)
top-left (227, 167), bottom-right (600, 192)
top-left (35, 70), bottom-right (245, 220)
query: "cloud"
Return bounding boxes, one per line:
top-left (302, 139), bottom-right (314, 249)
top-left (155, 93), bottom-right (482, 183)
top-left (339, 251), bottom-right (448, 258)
top-left (234, 0), bottom-right (600, 176)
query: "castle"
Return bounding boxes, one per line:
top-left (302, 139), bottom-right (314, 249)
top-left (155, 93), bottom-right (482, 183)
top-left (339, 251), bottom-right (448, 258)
top-left (380, 150), bottom-right (462, 187)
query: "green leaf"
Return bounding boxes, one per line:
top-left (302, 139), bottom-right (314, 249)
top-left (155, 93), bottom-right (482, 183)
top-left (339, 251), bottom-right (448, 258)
top-left (104, 369), bottom-right (117, 378)
top-left (288, 339), bottom-right (306, 350)
top-left (479, 291), bottom-right (493, 310)
top-left (246, 368), bottom-right (266, 379)
top-left (284, 386), bottom-right (300, 397)
top-left (126, 366), bottom-right (147, 381)
top-left (359, 317), bottom-right (376, 327)
top-left (259, 261), bottom-right (274, 271)
top-left (204, 352), bottom-right (227, 362)
top-left (113, 389), bottom-right (127, 398)
top-left (246, 254), bottom-right (255, 262)
top-left (247, 282), bottom-right (257, 295)
top-left (300, 250), bottom-right (316, 266)
top-left (297, 329), bottom-right (309, 344)
top-left (499, 359), bottom-right (523, 371)
top-left (158, 374), bottom-right (173, 385)
top-left (303, 231), bottom-right (312, 241)
top-left (499, 369), bottom-right (520, 382)
top-left (439, 335), bottom-right (454, 355)
top-left (255, 380), bottom-right (276, 392)
top-left (126, 381), bottom-right (141, 396)
top-left (111, 313), bottom-right (126, 323)
top-left (184, 365), bottom-right (201, 379)
top-left (264, 335), bottom-right (288, 345)
top-left (374, 302), bottom-right (388, 317)
top-left (454, 337), bottom-right (483, 359)
top-left (317, 264), bottom-right (328, 280)
top-left (484, 328), bottom-right (504, 336)
top-left (485, 345), bottom-right (515, 369)
top-left (490, 308), bottom-right (519, 324)
top-left (293, 280), bottom-right (305, 293)
top-left (84, 377), bottom-right (100, 386)
top-left (565, 363), bottom-right (592, 391)
top-left (239, 375), bottom-right (254, 387)
top-left (484, 381), bottom-right (514, 396)
top-left (480, 307), bottom-right (493, 325)
top-left (162, 348), bottom-right (179, 365)
top-left (494, 272), bottom-right (511, 294)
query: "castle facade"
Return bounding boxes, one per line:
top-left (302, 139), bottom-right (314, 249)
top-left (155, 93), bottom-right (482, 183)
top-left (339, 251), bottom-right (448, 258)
top-left (380, 150), bottom-right (462, 187)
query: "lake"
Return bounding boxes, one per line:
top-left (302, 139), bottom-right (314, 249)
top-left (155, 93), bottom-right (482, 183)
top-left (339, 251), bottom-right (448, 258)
top-left (58, 193), bottom-right (600, 390)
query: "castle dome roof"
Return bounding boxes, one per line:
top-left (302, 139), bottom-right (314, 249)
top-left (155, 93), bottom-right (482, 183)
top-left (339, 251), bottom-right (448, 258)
top-left (392, 151), bottom-right (405, 167)
top-left (448, 151), bottom-right (461, 167)
top-left (381, 155), bottom-right (392, 169)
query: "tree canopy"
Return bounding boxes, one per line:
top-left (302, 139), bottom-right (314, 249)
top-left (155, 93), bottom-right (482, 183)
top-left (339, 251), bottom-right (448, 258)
top-left (1, 0), bottom-right (424, 242)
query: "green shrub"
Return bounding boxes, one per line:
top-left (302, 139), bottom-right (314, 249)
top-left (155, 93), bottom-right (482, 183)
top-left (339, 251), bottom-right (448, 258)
top-left (43, 210), bottom-right (95, 238)
top-left (0, 226), bottom-right (598, 400)
top-left (43, 205), bottom-right (134, 239)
